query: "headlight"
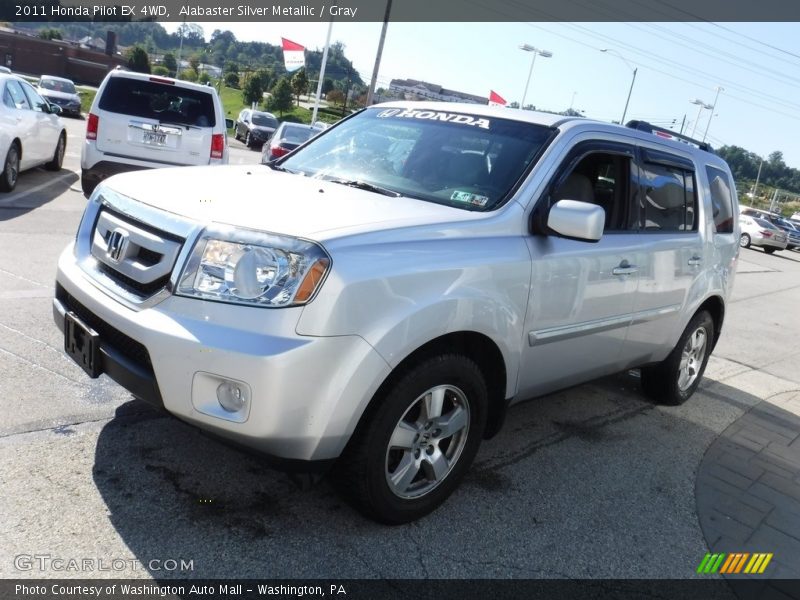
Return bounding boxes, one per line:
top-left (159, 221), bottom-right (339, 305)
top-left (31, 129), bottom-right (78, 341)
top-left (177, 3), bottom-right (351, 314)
top-left (176, 226), bottom-right (330, 308)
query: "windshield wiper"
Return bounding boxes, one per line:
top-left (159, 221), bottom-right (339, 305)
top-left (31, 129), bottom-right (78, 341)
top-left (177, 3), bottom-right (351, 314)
top-left (327, 178), bottom-right (402, 198)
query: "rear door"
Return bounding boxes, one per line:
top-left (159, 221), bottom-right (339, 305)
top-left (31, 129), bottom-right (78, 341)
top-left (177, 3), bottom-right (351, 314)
top-left (623, 147), bottom-right (704, 365)
top-left (4, 79), bottom-right (44, 166)
top-left (95, 75), bottom-right (216, 166)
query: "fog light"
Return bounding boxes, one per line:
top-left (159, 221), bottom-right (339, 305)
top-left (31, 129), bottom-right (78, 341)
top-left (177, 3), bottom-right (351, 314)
top-left (216, 381), bottom-right (249, 413)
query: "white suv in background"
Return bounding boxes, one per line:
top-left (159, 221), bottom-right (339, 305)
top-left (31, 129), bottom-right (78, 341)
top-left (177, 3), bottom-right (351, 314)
top-left (81, 69), bottom-right (229, 196)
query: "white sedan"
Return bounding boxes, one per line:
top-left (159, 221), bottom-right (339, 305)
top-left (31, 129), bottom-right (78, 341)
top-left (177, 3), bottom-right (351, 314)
top-left (739, 214), bottom-right (788, 254)
top-left (0, 73), bottom-right (67, 192)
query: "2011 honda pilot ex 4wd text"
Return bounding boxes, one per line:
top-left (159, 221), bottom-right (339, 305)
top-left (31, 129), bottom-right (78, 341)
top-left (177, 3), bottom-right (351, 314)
top-left (54, 102), bottom-right (740, 523)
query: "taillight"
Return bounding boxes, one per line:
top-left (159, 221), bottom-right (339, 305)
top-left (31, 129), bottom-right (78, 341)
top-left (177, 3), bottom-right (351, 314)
top-left (149, 77), bottom-right (175, 85)
top-left (86, 113), bottom-right (99, 140)
top-left (210, 134), bottom-right (224, 159)
top-left (270, 145), bottom-right (290, 159)
top-left (760, 230), bottom-right (773, 238)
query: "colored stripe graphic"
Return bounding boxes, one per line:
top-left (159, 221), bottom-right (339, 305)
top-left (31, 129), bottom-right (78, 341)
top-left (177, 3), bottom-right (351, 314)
top-left (720, 554), bottom-right (737, 574)
top-left (734, 553), bottom-right (750, 573)
top-left (758, 554), bottom-right (773, 574)
top-left (711, 554), bottom-right (726, 573)
top-left (697, 554), bottom-right (713, 574)
top-left (699, 552), bottom-right (774, 575)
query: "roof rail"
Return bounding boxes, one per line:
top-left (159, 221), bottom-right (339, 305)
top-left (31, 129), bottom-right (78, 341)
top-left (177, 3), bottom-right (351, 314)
top-left (625, 120), bottom-right (714, 153)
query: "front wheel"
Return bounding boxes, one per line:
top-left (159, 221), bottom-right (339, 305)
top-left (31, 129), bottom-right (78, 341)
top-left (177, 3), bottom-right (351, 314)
top-left (739, 233), bottom-right (751, 248)
top-left (334, 354), bottom-right (488, 524)
top-left (763, 247), bottom-right (777, 254)
top-left (641, 310), bottom-right (714, 406)
top-left (0, 143), bottom-right (20, 192)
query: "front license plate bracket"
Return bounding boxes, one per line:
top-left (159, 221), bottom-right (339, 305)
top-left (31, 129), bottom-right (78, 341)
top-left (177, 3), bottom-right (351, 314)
top-left (64, 312), bottom-right (101, 378)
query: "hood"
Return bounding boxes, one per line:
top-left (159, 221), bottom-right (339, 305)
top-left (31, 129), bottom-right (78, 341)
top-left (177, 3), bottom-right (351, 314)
top-left (102, 165), bottom-right (480, 241)
top-left (39, 89), bottom-right (79, 102)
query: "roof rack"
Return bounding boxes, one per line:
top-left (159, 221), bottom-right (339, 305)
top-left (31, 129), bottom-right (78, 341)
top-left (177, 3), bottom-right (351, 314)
top-left (625, 120), bottom-right (714, 153)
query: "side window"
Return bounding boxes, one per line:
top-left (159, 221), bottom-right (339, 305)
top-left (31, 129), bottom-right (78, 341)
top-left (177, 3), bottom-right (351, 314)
top-left (19, 80), bottom-right (47, 112)
top-left (640, 162), bottom-right (697, 232)
top-left (5, 80), bottom-right (31, 110)
top-left (552, 151), bottom-right (638, 231)
top-left (3, 85), bottom-right (15, 109)
top-left (706, 166), bottom-right (735, 233)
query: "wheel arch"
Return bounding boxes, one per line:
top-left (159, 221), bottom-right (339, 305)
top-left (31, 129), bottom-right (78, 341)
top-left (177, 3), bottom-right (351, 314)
top-left (696, 294), bottom-right (725, 351)
top-left (352, 331), bottom-right (510, 445)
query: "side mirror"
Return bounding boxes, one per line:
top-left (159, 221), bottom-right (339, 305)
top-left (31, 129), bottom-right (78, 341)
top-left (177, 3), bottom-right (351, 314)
top-left (47, 103), bottom-right (62, 115)
top-left (547, 200), bottom-right (605, 242)
top-left (225, 118), bottom-right (234, 129)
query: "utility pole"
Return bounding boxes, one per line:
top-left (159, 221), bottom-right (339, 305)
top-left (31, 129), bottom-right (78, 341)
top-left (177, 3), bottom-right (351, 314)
top-left (769, 188), bottom-right (779, 214)
top-left (751, 159), bottom-right (763, 201)
top-left (679, 114), bottom-right (686, 135)
top-left (311, 19), bottom-right (333, 125)
top-left (366, 0), bottom-right (392, 106)
top-left (702, 85), bottom-right (724, 142)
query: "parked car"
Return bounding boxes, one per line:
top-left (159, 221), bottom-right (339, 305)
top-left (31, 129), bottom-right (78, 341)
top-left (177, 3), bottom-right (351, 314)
top-left (36, 75), bottom-right (82, 118)
top-left (0, 73), bottom-right (66, 192)
top-left (54, 104), bottom-right (739, 523)
top-left (80, 69), bottom-right (229, 196)
top-left (738, 214), bottom-right (787, 253)
top-left (260, 122), bottom-right (319, 162)
top-left (234, 109), bottom-right (279, 148)
top-left (740, 207), bottom-right (800, 250)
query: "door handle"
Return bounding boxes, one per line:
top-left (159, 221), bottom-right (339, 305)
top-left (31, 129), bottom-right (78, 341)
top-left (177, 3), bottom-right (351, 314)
top-left (688, 255), bottom-right (702, 266)
top-left (612, 262), bottom-right (638, 276)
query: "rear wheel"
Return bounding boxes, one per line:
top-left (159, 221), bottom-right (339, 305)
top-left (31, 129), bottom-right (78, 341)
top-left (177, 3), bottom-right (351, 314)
top-left (45, 133), bottom-right (66, 171)
top-left (0, 143), bottom-right (20, 192)
top-left (81, 172), bottom-right (97, 197)
top-left (763, 247), bottom-right (777, 254)
top-left (333, 354), bottom-right (488, 524)
top-left (739, 233), bottom-right (751, 248)
top-left (245, 131), bottom-right (252, 148)
top-left (641, 310), bottom-right (714, 406)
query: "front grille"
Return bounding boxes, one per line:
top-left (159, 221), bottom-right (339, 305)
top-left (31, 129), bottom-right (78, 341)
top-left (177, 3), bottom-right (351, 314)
top-left (56, 283), bottom-right (153, 373)
top-left (89, 208), bottom-right (184, 301)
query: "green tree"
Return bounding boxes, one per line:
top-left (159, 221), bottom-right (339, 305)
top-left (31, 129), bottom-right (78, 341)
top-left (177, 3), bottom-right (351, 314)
top-left (127, 46), bottom-right (151, 74)
top-left (152, 66), bottom-right (170, 76)
top-left (198, 71), bottom-right (211, 85)
top-left (242, 75), bottom-right (264, 106)
top-left (162, 52), bottom-right (177, 77)
top-left (291, 69), bottom-right (309, 106)
top-left (322, 78), bottom-right (335, 96)
top-left (179, 68), bottom-right (198, 83)
top-left (267, 77), bottom-right (293, 116)
top-left (39, 28), bottom-right (62, 40)
top-left (224, 72), bottom-right (240, 89)
top-left (327, 89), bottom-right (344, 106)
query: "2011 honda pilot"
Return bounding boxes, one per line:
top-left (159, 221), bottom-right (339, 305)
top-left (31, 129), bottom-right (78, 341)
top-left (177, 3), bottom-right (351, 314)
top-left (54, 103), bottom-right (739, 523)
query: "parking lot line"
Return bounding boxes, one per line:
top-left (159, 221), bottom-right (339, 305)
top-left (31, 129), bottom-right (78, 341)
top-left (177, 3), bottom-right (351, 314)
top-left (0, 170), bottom-right (78, 205)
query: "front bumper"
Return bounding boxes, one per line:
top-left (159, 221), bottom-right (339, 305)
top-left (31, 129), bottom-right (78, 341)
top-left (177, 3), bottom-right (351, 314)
top-left (54, 244), bottom-right (391, 464)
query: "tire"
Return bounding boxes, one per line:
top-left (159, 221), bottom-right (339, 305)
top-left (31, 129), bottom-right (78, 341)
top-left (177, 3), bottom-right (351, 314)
top-left (245, 131), bottom-right (251, 148)
top-left (641, 310), bottom-right (715, 406)
top-left (739, 233), bottom-right (751, 248)
top-left (234, 127), bottom-right (240, 141)
top-left (0, 143), bottom-right (20, 192)
top-left (763, 247), bottom-right (777, 254)
top-left (81, 172), bottom-right (97, 197)
top-left (333, 354), bottom-right (488, 524)
top-left (45, 133), bottom-right (66, 171)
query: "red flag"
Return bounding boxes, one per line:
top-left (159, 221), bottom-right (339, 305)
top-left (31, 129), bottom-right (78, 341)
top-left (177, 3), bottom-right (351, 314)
top-left (281, 38), bottom-right (306, 72)
top-left (488, 90), bottom-right (507, 107)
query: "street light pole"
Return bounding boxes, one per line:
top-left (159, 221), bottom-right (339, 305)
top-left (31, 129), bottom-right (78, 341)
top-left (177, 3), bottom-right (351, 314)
top-left (600, 49), bottom-right (637, 124)
top-left (690, 98), bottom-right (712, 138)
top-left (702, 86), bottom-right (724, 142)
top-left (621, 67), bottom-right (637, 124)
top-left (519, 44), bottom-right (552, 109)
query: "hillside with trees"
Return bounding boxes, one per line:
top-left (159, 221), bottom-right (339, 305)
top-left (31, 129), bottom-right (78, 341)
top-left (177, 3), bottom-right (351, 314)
top-left (10, 21), bottom-right (364, 91)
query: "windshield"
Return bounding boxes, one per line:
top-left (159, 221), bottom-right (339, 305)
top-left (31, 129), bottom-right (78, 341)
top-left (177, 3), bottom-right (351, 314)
top-left (278, 107), bottom-right (553, 211)
top-left (252, 113), bottom-right (278, 128)
top-left (40, 78), bottom-right (76, 94)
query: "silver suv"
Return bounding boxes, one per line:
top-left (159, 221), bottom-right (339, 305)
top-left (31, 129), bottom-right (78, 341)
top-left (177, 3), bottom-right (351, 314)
top-left (54, 103), bottom-right (739, 523)
top-left (81, 69), bottom-right (229, 196)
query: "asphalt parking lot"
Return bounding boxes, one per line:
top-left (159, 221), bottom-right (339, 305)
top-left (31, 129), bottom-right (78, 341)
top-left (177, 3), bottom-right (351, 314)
top-left (1, 118), bottom-right (799, 583)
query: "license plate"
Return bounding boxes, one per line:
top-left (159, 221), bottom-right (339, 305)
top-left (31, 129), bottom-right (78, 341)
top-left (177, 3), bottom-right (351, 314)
top-left (64, 312), bottom-right (100, 378)
top-left (143, 131), bottom-right (167, 145)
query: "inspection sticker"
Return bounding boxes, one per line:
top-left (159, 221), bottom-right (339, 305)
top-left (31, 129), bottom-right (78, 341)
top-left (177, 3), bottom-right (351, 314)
top-left (451, 191), bottom-right (489, 207)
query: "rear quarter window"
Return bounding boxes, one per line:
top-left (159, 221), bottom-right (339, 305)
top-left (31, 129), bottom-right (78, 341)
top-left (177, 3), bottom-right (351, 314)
top-left (99, 77), bottom-right (216, 128)
top-left (706, 165), bottom-right (735, 233)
